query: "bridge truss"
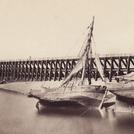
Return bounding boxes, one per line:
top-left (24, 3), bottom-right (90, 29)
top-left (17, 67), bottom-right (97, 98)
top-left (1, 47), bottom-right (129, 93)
top-left (0, 55), bottom-right (134, 82)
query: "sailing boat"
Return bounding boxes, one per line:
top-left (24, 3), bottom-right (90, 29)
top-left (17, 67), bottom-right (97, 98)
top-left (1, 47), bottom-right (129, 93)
top-left (28, 17), bottom-right (108, 110)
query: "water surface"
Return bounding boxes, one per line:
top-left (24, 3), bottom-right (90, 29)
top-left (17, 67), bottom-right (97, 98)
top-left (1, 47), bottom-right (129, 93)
top-left (0, 89), bottom-right (134, 134)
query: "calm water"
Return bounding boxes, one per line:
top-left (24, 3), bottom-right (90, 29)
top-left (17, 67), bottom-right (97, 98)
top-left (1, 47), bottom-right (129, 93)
top-left (0, 89), bottom-right (134, 134)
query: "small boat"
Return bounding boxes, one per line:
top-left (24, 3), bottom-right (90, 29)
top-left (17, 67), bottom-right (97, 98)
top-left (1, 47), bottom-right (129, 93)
top-left (109, 72), bottom-right (134, 112)
top-left (28, 17), bottom-right (110, 110)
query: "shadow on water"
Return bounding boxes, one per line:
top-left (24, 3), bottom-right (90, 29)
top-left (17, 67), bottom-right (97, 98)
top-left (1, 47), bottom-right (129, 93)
top-left (37, 106), bottom-right (103, 118)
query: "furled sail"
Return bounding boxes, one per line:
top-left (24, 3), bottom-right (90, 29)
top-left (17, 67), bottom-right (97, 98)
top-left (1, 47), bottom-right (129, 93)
top-left (61, 17), bottom-right (94, 86)
top-left (61, 52), bottom-right (87, 86)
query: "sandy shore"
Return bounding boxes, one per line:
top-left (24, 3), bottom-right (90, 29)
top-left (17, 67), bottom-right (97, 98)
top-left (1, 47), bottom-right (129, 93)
top-left (0, 79), bottom-right (132, 95)
top-left (0, 81), bottom-right (62, 95)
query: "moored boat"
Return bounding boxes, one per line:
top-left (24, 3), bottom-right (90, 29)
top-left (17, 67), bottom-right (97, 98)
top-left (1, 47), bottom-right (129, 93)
top-left (28, 17), bottom-right (111, 110)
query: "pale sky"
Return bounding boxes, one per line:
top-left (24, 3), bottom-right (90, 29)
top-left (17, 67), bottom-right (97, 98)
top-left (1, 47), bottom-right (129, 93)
top-left (0, 0), bottom-right (134, 60)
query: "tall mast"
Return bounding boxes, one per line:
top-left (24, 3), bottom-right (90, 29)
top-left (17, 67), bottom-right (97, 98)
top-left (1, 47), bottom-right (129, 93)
top-left (81, 17), bottom-right (94, 85)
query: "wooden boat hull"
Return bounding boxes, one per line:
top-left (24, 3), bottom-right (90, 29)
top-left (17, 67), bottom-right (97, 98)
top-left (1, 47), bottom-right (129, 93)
top-left (39, 99), bottom-right (84, 107)
top-left (28, 85), bottom-right (116, 109)
top-left (28, 91), bottom-right (108, 109)
top-left (38, 96), bottom-right (102, 108)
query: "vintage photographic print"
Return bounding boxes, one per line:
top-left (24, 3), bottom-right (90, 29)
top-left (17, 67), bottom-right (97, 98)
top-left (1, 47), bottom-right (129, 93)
top-left (0, 0), bottom-right (134, 134)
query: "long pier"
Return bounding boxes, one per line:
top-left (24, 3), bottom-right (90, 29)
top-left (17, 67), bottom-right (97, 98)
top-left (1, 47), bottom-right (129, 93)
top-left (0, 55), bottom-right (134, 82)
